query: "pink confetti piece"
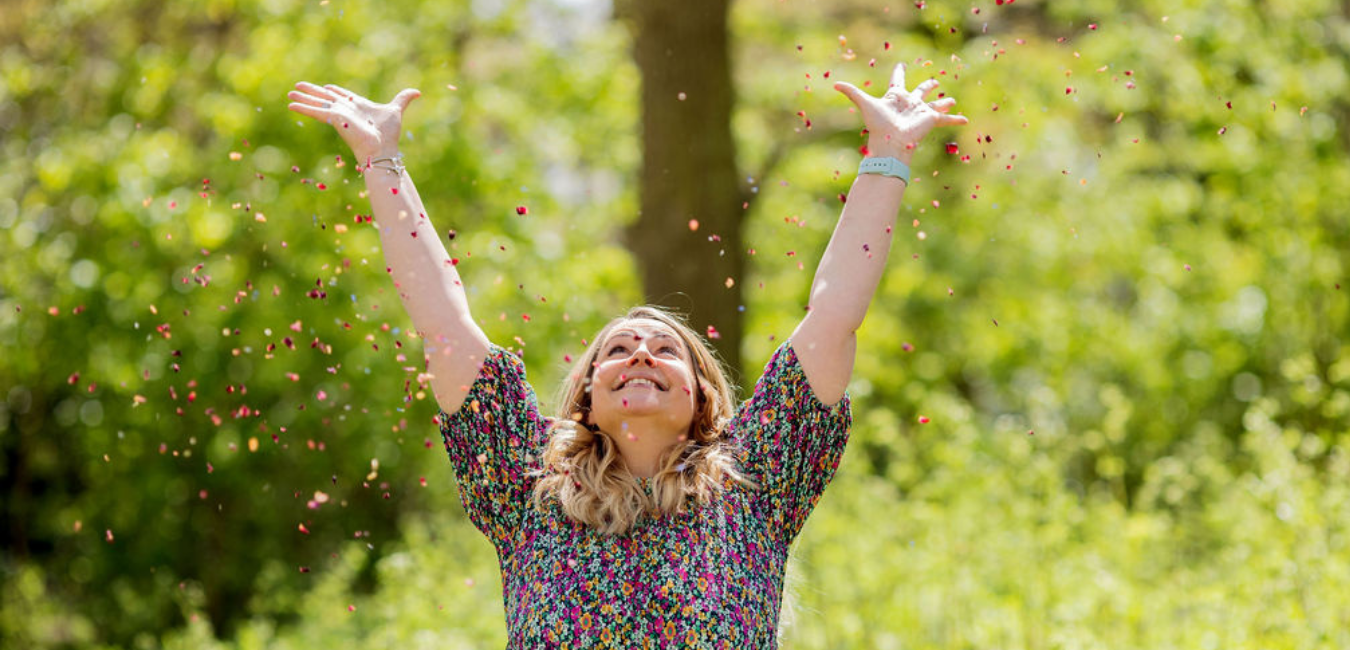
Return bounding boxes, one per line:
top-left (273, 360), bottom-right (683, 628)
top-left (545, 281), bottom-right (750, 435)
top-left (918, 416), bottom-right (930, 424)
top-left (516, 206), bottom-right (529, 215)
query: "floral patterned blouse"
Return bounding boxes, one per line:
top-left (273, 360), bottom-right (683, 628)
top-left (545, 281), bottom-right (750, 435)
top-left (437, 339), bottom-right (852, 649)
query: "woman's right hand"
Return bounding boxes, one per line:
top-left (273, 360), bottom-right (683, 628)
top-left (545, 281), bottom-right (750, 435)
top-left (287, 82), bottom-right (421, 162)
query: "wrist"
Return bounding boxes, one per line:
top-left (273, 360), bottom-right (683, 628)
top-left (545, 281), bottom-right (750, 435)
top-left (864, 140), bottom-right (914, 166)
top-left (361, 150), bottom-right (405, 179)
top-left (359, 149), bottom-right (401, 163)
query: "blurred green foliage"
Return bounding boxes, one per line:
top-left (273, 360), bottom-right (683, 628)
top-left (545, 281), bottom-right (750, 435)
top-left (2, 0), bottom-right (1348, 648)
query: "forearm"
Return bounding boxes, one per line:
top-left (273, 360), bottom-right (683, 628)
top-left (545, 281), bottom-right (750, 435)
top-left (362, 161), bottom-right (476, 348)
top-left (805, 173), bottom-right (907, 331)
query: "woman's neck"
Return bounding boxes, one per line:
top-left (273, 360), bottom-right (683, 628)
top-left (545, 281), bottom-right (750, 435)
top-left (607, 423), bottom-right (681, 478)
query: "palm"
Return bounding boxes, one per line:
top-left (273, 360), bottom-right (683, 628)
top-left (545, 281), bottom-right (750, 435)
top-left (286, 82), bottom-right (420, 161)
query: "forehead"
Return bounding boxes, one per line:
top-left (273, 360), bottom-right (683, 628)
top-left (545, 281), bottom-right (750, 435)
top-left (604, 318), bottom-right (681, 343)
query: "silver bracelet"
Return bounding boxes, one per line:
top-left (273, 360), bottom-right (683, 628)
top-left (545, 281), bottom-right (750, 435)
top-left (368, 154), bottom-right (405, 177)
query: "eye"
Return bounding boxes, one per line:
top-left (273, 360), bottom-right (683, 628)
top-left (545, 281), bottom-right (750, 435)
top-left (607, 345), bottom-right (627, 355)
top-left (659, 345), bottom-right (678, 355)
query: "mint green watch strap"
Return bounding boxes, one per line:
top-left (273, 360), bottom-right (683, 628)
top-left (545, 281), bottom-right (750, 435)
top-left (858, 157), bottom-right (911, 184)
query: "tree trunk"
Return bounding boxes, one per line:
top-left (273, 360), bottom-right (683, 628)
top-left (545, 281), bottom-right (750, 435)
top-left (618, 0), bottom-right (747, 385)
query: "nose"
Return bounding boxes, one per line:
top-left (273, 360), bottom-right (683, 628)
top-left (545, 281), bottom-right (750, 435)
top-left (625, 347), bottom-right (657, 367)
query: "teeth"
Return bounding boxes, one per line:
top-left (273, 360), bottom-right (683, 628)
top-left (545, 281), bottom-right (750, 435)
top-left (622, 378), bottom-right (659, 390)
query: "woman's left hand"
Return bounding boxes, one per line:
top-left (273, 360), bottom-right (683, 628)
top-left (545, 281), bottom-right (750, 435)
top-left (834, 61), bottom-right (969, 164)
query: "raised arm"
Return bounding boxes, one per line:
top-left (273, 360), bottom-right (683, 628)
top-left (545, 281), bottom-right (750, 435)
top-left (287, 82), bottom-right (491, 413)
top-left (789, 61), bottom-right (969, 405)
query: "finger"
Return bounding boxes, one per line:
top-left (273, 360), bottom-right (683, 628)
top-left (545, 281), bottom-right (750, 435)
top-left (288, 102), bottom-right (336, 123)
top-left (915, 79), bottom-right (940, 100)
top-left (287, 90), bottom-right (329, 108)
top-left (833, 81), bottom-right (875, 111)
top-left (391, 88), bottom-right (422, 112)
top-left (937, 113), bottom-right (970, 127)
top-left (888, 62), bottom-right (907, 93)
top-left (295, 81), bottom-right (337, 101)
top-left (928, 97), bottom-right (957, 112)
top-left (324, 83), bottom-right (360, 100)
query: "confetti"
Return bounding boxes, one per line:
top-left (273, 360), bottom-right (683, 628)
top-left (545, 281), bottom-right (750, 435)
top-left (918, 416), bottom-right (930, 424)
top-left (516, 206), bottom-right (529, 215)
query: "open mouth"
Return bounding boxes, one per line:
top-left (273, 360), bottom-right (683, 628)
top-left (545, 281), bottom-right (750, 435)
top-left (616, 376), bottom-right (666, 391)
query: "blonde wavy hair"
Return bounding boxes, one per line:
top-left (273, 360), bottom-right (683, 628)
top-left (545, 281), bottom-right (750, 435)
top-left (530, 305), bottom-right (755, 534)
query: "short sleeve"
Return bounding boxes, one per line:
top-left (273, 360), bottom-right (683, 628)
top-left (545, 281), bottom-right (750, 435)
top-left (728, 339), bottom-right (852, 545)
top-left (437, 344), bottom-right (549, 550)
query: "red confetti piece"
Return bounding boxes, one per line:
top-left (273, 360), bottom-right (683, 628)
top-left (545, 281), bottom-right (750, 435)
top-left (945, 142), bottom-right (959, 154)
top-left (516, 206), bottom-right (529, 215)
top-left (391, 188), bottom-right (399, 195)
top-left (706, 325), bottom-right (720, 339)
top-left (316, 183), bottom-right (327, 190)
top-left (298, 523), bottom-right (310, 535)
top-left (918, 416), bottom-right (930, 424)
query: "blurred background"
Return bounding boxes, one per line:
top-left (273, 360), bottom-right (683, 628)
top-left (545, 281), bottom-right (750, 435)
top-left (2, 0), bottom-right (1349, 647)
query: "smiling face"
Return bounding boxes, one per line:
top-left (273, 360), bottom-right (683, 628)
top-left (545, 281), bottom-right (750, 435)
top-left (587, 318), bottom-right (701, 440)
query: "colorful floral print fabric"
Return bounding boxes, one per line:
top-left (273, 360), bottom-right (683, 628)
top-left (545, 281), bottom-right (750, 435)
top-left (438, 339), bottom-right (852, 648)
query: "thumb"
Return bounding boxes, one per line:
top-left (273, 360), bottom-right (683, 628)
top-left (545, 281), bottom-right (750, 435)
top-left (833, 81), bottom-right (872, 110)
top-left (392, 88), bottom-right (421, 112)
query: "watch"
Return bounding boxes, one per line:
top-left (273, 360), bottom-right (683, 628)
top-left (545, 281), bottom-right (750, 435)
top-left (858, 157), bottom-right (911, 184)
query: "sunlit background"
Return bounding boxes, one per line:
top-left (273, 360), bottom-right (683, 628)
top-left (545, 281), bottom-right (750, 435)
top-left (2, 0), bottom-right (1348, 647)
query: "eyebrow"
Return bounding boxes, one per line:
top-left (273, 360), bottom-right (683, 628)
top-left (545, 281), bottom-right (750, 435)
top-left (605, 331), bottom-right (681, 347)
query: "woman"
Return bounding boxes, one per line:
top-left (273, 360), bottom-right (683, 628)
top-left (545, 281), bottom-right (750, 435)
top-left (288, 60), bottom-right (966, 647)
